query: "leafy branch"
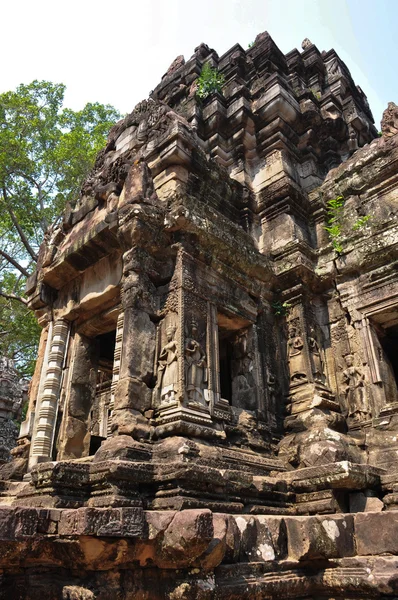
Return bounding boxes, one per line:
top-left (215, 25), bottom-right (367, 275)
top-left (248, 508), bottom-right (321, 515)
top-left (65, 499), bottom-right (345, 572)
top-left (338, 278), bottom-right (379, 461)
top-left (324, 195), bottom-right (372, 255)
top-left (352, 215), bottom-right (371, 230)
top-left (196, 63), bottom-right (225, 100)
top-left (272, 301), bottom-right (291, 317)
top-left (0, 80), bottom-right (121, 376)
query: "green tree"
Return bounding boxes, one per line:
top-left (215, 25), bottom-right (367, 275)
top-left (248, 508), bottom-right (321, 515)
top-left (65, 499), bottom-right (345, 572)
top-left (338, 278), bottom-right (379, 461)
top-left (0, 80), bottom-right (121, 377)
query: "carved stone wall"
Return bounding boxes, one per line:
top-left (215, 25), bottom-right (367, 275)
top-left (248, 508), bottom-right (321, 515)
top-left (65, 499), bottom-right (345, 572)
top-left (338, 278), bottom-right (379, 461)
top-left (1, 32), bottom-right (398, 599)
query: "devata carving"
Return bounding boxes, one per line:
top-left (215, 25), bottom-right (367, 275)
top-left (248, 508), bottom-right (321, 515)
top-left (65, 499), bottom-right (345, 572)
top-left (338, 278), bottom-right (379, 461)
top-left (231, 330), bottom-right (257, 410)
top-left (308, 326), bottom-right (325, 383)
top-left (342, 355), bottom-right (371, 421)
top-left (287, 324), bottom-right (308, 383)
top-left (184, 320), bottom-right (208, 406)
top-left (157, 325), bottom-right (178, 404)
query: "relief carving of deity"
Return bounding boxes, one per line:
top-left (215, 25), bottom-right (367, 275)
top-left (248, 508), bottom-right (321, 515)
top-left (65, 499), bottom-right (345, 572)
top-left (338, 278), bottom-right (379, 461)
top-left (308, 326), bottom-right (325, 383)
top-left (267, 371), bottom-right (277, 428)
top-left (287, 325), bottom-right (308, 383)
top-left (185, 320), bottom-right (208, 406)
top-left (231, 330), bottom-right (257, 410)
top-left (233, 331), bottom-right (253, 376)
top-left (158, 325), bottom-right (178, 403)
top-left (342, 354), bottom-right (371, 421)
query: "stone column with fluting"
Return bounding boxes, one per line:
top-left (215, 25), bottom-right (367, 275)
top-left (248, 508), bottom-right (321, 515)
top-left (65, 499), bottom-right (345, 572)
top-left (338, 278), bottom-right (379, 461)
top-left (29, 319), bottom-right (69, 468)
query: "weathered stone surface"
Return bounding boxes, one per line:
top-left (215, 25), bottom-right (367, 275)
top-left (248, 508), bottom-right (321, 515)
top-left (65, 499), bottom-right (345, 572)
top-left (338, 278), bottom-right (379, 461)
top-left (92, 435), bottom-right (151, 462)
top-left (355, 512), bottom-right (398, 555)
top-left (381, 101), bottom-right (398, 137)
top-left (159, 509), bottom-right (214, 567)
top-left (285, 514), bottom-right (355, 560)
top-left (111, 408), bottom-right (151, 439)
top-left (0, 510), bottom-right (397, 599)
top-left (349, 491), bottom-right (384, 512)
top-left (2, 29), bottom-right (398, 599)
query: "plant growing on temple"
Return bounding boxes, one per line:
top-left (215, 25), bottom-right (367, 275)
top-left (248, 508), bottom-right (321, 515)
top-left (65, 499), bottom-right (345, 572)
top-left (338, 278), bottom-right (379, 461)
top-left (272, 301), bottom-right (291, 317)
top-left (0, 80), bottom-right (121, 376)
top-left (352, 215), bottom-right (371, 230)
top-left (324, 194), bottom-right (345, 254)
top-left (196, 63), bottom-right (225, 99)
top-left (309, 88), bottom-right (321, 101)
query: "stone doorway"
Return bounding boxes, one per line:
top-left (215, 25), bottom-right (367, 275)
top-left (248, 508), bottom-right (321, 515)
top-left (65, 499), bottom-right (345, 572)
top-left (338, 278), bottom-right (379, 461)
top-left (379, 324), bottom-right (398, 386)
top-left (89, 329), bottom-right (116, 454)
top-left (218, 330), bottom-right (235, 403)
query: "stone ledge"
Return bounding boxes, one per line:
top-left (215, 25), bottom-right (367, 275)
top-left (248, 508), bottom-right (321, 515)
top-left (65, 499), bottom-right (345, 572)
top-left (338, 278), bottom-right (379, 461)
top-left (280, 461), bottom-right (385, 493)
top-left (0, 507), bottom-right (394, 568)
top-left (0, 508), bottom-right (397, 598)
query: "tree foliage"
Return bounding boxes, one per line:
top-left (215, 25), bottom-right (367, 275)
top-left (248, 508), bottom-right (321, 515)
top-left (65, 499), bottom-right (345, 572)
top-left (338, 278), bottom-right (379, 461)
top-left (0, 80), bottom-right (121, 377)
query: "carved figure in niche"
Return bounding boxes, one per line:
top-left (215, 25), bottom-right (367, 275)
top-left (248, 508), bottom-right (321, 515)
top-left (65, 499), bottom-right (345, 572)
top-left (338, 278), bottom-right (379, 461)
top-left (185, 320), bottom-right (207, 406)
top-left (158, 325), bottom-right (178, 403)
top-left (287, 325), bottom-right (308, 383)
top-left (308, 326), bottom-right (325, 383)
top-left (342, 355), bottom-right (371, 421)
top-left (233, 331), bottom-right (253, 376)
top-left (267, 372), bottom-right (277, 428)
top-left (231, 330), bottom-right (256, 410)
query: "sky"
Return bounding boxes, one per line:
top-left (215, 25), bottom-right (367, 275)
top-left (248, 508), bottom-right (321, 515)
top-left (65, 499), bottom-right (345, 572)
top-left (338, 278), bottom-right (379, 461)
top-left (1, 0), bottom-right (396, 127)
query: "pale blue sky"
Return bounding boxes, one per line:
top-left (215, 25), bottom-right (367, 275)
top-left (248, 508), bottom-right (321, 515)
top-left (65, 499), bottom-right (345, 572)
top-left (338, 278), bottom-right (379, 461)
top-left (1, 0), bottom-right (396, 127)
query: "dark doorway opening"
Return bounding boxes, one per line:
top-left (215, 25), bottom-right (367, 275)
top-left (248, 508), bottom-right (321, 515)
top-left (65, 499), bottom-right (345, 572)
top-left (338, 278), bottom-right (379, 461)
top-left (380, 324), bottom-right (398, 383)
top-left (89, 329), bottom-right (117, 454)
top-left (96, 329), bottom-right (116, 388)
top-left (218, 332), bottom-right (235, 402)
top-left (89, 435), bottom-right (104, 455)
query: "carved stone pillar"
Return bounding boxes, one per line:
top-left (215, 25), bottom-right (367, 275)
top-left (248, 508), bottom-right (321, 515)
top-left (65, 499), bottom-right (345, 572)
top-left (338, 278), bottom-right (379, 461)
top-left (19, 324), bottom-right (51, 442)
top-left (107, 311), bottom-right (124, 437)
top-left (207, 302), bottom-right (230, 420)
top-left (153, 250), bottom-right (220, 439)
top-left (279, 295), bottom-right (361, 469)
top-left (111, 246), bottom-right (157, 440)
top-left (29, 319), bottom-right (70, 468)
top-left (57, 332), bottom-right (98, 460)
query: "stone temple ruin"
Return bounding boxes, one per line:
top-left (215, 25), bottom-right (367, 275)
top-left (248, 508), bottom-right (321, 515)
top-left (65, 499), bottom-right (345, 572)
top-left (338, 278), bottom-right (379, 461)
top-left (1, 31), bottom-right (398, 598)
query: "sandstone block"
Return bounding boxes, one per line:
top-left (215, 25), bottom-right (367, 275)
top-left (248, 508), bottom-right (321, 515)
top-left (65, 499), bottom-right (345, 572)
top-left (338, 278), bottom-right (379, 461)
top-left (285, 514), bottom-right (355, 560)
top-left (349, 492), bottom-right (384, 513)
top-left (92, 435), bottom-right (151, 462)
top-left (355, 512), bottom-right (398, 555)
top-left (159, 509), bottom-right (214, 567)
top-left (118, 309), bottom-right (155, 381)
top-left (61, 416), bottom-right (91, 459)
top-left (115, 376), bottom-right (152, 412)
top-left (111, 408), bottom-right (151, 439)
top-left (59, 507), bottom-right (145, 538)
top-left (0, 507), bottom-right (39, 540)
top-left (199, 513), bottom-right (228, 569)
top-left (234, 515), bottom-right (285, 563)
